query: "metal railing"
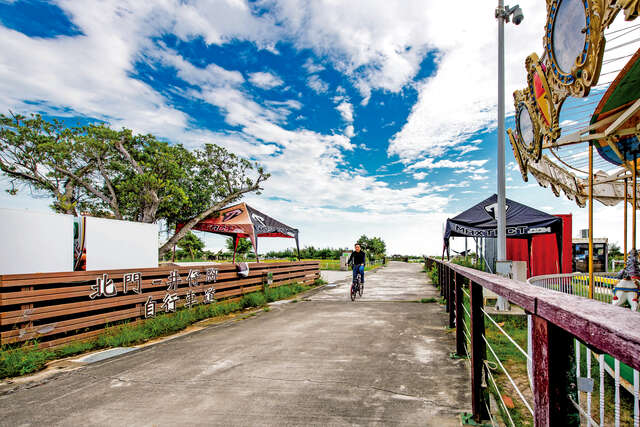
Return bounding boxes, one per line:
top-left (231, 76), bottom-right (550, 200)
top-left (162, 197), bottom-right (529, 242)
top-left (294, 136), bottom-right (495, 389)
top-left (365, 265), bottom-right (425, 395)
top-left (527, 270), bottom-right (639, 426)
top-left (427, 257), bottom-right (640, 426)
top-left (527, 271), bottom-right (619, 303)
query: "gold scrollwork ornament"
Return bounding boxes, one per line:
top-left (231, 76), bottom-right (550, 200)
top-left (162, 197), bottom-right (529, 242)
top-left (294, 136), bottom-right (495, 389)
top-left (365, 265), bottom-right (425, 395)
top-left (544, 0), bottom-right (606, 98)
top-left (513, 88), bottom-right (543, 161)
top-left (508, 128), bottom-right (529, 182)
top-left (526, 53), bottom-right (562, 145)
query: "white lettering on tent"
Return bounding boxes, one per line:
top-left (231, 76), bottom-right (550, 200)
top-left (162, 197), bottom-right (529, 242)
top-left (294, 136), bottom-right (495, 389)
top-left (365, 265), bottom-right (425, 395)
top-left (528, 227), bottom-right (551, 234)
top-left (252, 214), bottom-right (266, 227)
top-left (484, 202), bottom-right (510, 218)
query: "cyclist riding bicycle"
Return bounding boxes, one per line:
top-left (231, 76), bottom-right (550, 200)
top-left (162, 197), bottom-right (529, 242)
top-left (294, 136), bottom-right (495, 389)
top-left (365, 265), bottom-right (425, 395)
top-left (347, 243), bottom-right (366, 286)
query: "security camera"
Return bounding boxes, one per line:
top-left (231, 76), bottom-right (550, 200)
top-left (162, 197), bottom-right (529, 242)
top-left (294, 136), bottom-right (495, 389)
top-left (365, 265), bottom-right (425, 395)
top-left (512, 6), bottom-right (524, 25)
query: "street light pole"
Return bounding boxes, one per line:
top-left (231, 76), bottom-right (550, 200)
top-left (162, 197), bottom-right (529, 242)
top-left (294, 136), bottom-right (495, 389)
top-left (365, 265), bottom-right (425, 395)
top-left (497, 0), bottom-right (507, 264)
top-left (495, 2), bottom-right (522, 311)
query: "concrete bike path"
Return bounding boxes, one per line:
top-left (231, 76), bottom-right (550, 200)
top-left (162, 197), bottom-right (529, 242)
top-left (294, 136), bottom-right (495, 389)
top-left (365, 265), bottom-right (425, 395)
top-left (316, 261), bottom-right (436, 302)
top-left (0, 262), bottom-right (470, 426)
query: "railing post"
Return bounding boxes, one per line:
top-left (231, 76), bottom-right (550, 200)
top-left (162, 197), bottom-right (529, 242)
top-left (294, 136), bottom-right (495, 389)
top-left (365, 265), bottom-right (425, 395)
top-left (531, 315), bottom-right (579, 426)
top-left (448, 268), bottom-right (455, 328)
top-left (445, 265), bottom-right (450, 313)
top-left (440, 263), bottom-right (444, 297)
top-left (470, 280), bottom-right (489, 422)
top-left (455, 272), bottom-right (466, 356)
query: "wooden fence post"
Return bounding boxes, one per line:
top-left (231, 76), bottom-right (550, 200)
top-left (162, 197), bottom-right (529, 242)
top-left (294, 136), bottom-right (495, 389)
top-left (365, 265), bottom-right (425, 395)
top-left (470, 280), bottom-right (489, 422)
top-left (439, 262), bottom-right (444, 296)
top-left (444, 265), bottom-right (450, 313)
top-left (531, 315), bottom-right (580, 426)
top-left (455, 272), bottom-right (466, 356)
top-left (448, 268), bottom-right (455, 329)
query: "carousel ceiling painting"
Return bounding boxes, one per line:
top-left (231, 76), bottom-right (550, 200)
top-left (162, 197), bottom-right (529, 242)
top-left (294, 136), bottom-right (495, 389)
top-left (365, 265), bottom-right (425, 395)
top-left (508, 0), bottom-right (640, 208)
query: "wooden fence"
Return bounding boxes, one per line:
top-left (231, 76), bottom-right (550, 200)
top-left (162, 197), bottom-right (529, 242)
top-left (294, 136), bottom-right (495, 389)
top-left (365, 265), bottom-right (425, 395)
top-left (427, 257), bottom-right (640, 425)
top-left (0, 261), bottom-right (319, 348)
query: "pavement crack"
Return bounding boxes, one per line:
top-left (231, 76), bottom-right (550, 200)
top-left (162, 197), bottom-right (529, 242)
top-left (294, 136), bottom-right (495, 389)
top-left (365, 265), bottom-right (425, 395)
top-left (248, 375), bottom-right (462, 410)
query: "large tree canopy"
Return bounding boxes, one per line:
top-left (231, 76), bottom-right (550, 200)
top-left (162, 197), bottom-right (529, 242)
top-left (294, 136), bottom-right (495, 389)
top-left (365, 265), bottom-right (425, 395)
top-left (0, 112), bottom-right (269, 257)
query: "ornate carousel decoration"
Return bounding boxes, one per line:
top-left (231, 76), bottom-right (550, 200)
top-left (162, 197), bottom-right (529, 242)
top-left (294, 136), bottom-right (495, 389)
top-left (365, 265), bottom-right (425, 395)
top-left (508, 0), bottom-right (640, 210)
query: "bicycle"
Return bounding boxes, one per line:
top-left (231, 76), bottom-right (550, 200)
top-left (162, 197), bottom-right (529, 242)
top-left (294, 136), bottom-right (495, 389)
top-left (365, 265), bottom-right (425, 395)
top-left (350, 266), bottom-right (364, 301)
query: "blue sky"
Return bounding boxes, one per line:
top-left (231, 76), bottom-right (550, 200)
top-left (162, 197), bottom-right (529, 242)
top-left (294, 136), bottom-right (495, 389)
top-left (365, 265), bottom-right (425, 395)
top-left (0, 0), bottom-right (631, 254)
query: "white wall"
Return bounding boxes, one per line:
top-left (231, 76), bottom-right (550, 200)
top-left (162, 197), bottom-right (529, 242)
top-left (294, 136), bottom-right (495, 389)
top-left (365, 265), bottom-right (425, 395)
top-left (85, 217), bottom-right (158, 270)
top-left (0, 208), bottom-right (74, 274)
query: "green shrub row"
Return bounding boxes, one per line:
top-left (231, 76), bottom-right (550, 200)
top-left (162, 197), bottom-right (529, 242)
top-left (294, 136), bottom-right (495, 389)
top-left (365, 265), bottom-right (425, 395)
top-left (0, 279), bottom-right (325, 379)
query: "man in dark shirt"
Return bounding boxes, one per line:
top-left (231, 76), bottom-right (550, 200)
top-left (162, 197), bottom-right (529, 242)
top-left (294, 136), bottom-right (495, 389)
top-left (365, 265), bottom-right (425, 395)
top-left (347, 243), bottom-right (366, 284)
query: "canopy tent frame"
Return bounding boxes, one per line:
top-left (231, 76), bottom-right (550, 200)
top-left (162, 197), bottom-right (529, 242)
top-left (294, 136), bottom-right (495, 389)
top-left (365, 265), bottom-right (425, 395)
top-left (444, 194), bottom-right (564, 274)
top-left (177, 203), bottom-right (301, 263)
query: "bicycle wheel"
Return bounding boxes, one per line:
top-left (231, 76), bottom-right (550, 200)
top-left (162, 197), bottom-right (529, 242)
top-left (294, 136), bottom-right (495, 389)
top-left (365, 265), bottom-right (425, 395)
top-left (358, 276), bottom-right (363, 297)
top-left (350, 283), bottom-right (357, 301)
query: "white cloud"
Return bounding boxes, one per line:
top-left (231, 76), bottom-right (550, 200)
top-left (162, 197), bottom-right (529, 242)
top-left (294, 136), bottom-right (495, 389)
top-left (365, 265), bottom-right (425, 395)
top-left (303, 57), bottom-right (325, 74)
top-left (248, 71), bottom-right (284, 89)
top-left (0, 3), bottom-right (190, 138)
top-left (336, 101), bottom-right (354, 123)
top-left (307, 74), bottom-right (329, 94)
top-left (413, 172), bottom-right (427, 180)
top-left (345, 125), bottom-right (355, 138)
top-left (388, 0), bottom-right (547, 160)
top-left (408, 158), bottom-right (488, 171)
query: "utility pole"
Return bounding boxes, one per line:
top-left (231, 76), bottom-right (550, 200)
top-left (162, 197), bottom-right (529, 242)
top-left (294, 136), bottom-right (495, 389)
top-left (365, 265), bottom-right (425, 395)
top-left (495, 2), bottom-right (523, 311)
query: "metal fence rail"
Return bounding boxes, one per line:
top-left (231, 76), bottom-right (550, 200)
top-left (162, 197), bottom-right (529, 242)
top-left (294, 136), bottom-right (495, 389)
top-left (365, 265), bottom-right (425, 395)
top-left (527, 272), bottom-right (619, 303)
top-left (0, 261), bottom-right (320, 348)
top-left (426, 257), bottom-right (640, 425)
top-left (528, 270), bottom-right (640, 426)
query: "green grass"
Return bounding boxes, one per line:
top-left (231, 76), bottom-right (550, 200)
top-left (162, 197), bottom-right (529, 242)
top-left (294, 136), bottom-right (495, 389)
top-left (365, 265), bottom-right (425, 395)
top-left (0, 282), bottom-right (317, 379)
top-left (420, 297), bottom-right (437, 303)
top-left (458, 286), bottom-right (533, 426)
top-left (581, 350), bottom-right (635, 425)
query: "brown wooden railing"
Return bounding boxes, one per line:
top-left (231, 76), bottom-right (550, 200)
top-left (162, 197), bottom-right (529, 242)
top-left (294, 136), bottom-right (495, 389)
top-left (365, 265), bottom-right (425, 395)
top-left (0, 261), bottom-right (319, 348)
top-left (426, 257), bottom-right (640, 425)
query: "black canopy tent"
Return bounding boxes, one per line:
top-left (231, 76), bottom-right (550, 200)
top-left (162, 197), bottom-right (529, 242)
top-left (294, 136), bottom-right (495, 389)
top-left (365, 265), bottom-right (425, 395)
top-left (443, 194), bottom-right (563, 273)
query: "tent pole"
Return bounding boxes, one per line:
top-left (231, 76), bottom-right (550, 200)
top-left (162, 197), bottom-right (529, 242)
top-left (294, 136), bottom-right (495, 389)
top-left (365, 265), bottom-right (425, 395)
top-left (528, 237), bottom-right (532, 278)
top-left (465, 237), bottom-right (468, 263)
top-left (625, 177), bottom-right (628, 259)
top-left (233, 235), bottom-right (239, 264)
top-left (172, 245), bottom-right (176, 262)
top-left (634, 154), bottom-right (637, 251)
top-left (588, 141), bottom-right (594, 299)
top-left (475, 237), bottom-right (478, 267)
top-left (296, 235), bottom-right (301, 261)
top-left (255, 237), bottom-right (259, 263)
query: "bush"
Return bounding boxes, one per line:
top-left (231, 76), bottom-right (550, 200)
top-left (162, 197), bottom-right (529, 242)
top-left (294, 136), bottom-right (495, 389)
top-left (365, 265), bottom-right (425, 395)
top-left (429, 264), bottom-right (438, 285)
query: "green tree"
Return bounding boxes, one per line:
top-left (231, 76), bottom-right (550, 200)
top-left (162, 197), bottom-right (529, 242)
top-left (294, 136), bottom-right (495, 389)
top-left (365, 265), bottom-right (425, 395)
top-left (609, 243), bottom-right (622, 258)
top-left (368, 237), bottom-right (386, 258)
top-left (0, 113), bottom-right (269, 257)
top-left (177, 232), bottom-right (205, 261)
top-left (225, 237), bottom-right (253, 257)
top-left (356, 234), bottom-right (386, 259)
top-left (0, 113), bottom-right (94, 214)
